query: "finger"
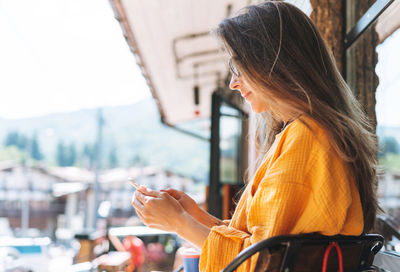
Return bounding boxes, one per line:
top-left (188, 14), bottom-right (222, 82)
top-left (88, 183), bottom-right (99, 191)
top-left (133, 191), bottom-right (143, 205)
top-left (136, 209), bottom-right (145, 220)
top-left (135, 210), bottom-right (148, 226)
top-left (161, 188), bottom-right (182, 199)
top-left (135, 190), bottom-right (156, 205)
top-left (138, 186), bottom-right (159, 197)
top-left (160, 191), bottom-right (183, 207)
top-left (135, 208), bottom-right (161, 229)
top-left (160, 191), bottom-right (176, 201)
top-left (131, 193), bottom-right (145, 210)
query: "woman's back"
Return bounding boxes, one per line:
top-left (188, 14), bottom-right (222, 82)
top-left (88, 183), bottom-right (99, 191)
top-left (200, 117), bottom-right (363, 271)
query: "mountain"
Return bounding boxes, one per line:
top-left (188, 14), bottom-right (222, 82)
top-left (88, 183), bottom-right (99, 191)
top-left (0, 99), bottom-right (209, 181)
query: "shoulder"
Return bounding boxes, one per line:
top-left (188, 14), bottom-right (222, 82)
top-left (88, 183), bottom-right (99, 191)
top-left (278, 116), bottom-right (331, 151)
top-left (257, 116), bottom-right (331, 185)
top-left (264, 116), bottom-right (333, 174)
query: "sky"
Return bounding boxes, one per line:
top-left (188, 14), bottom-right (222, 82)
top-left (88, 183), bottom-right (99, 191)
top-left (0, 0), bottom-right (151, 120)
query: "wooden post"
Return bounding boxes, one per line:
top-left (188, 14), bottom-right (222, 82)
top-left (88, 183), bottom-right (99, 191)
top-left (310, 0), bottom-right (379, 131)
top-left (346, 0), bottom-right (380, 131)
top-left (310, 0), bottom-right (345, 74)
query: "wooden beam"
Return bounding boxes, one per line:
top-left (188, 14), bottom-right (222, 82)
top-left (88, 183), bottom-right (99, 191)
top-left (346, 0), bottom-right (379, 131)
top-left (310, 0), bottom-right (381, 131)
top-left (310, 0), bottom-right (345, 74)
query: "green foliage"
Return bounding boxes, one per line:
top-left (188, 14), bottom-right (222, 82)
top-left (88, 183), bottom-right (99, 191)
top-left (4, 131), bottom-right (28, 150)
top-left (2, 131), bottom-right (43, 162)
top-left (82, 143), bottom-right (95, 169)
top-left (30, 134), bottom-right (43, 160)
top-left (108, 149), bottom-right (118, 168)
top-left (376, 136), bottom-right (400, 172)
top-left (68, 143), bottom-right (77, 166)
top-left (379, 136), bottom-right (399, 158)
top-left (56, 141), bottom-right (77, 166)
top-left (220, 157), bottom-right (236, 184)
top-left (379, 153), bottom-right (400, 172)
top-left (56, 142), bottom-right (66, 166)
top-left (0, 146), bottom-right (25, 162)
top-left (130, 154), bottom-right (148, 166)
top-left (4, 131), bottom-right (19, 147)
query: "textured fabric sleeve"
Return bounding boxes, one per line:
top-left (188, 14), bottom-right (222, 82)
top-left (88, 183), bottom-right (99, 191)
top-left (199, 224), bottom-right (251, 271)
top-left (199, 182), bottom-right (311, 271)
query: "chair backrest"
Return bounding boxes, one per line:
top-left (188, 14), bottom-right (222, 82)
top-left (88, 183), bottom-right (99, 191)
top-left (222, 233), bottom-right (384, 272)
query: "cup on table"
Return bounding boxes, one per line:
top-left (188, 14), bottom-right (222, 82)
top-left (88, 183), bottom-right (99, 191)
top-left (182, 247), bottom-right (201, 272)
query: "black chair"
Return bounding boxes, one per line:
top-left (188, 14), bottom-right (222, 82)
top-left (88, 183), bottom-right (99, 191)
top-left (222, 233), bottom-right (384, 272)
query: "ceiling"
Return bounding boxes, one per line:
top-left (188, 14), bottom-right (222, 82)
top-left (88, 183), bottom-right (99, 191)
top-left (109, 0), bottom-right (311, 126)
top-left (109, 0), bottom-right (254, 125)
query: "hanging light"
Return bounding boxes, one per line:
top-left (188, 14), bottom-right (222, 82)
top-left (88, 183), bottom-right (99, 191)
top-left (193, 63), bottom-right (200, 117)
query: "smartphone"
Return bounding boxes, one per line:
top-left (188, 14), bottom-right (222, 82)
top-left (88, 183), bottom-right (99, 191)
top-left (128, 177), bottom-right (140, 189)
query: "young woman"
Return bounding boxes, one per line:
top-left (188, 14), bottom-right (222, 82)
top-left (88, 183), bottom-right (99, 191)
top-left (131, 2), bottom-right (379, 271)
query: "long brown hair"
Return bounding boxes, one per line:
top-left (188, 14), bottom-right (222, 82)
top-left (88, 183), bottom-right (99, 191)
top-left (214, 1), bottom-right (379, 232)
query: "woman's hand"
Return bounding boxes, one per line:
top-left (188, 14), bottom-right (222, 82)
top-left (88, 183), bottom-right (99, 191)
top-left (131, 186), bottom-right (211, 248)
top-left (163, 188), bottom-right (226, 228)
top-left (161, 188), bottom-right (200, 217)
top-left (131, 186), bottom-right (186, 232)
top-left (131, 186), bottom-right (215, 248)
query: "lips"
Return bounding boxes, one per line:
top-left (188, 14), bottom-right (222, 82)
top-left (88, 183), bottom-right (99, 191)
top-left (242, 92), bottom-right (251, 99)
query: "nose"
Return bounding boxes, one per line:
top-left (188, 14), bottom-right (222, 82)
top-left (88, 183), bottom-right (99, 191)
top-left (229, 75), bottom-right (242, 91)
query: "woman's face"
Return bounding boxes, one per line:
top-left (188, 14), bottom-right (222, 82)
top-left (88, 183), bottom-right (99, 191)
top-left (229, 74), bottom-right (269, 114)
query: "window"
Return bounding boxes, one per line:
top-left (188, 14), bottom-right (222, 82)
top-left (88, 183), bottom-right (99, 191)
top-left (219, 104), bottom-right (242, 184)
top-left (376, 28), bottom-right (400, 225)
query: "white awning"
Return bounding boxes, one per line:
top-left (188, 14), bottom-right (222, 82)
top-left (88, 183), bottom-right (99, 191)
top-left (109, 0), bottom-right (251, 125)
top-left (109, 0), bottom-right (312, 125)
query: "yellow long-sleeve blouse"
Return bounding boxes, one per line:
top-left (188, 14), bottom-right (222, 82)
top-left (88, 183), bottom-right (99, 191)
top-left (199, 117), bottom-right (364, 271)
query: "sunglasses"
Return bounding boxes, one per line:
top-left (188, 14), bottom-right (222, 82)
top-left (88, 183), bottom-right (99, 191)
top-left (228, 57), bottom-right (240, 77)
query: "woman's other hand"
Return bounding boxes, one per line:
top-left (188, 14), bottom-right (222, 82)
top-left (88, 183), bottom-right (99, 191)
top-left (161, 188), bottom-right (200, 217)
top-left (131, 186), bottom-right (186, 232)
top-left (162, 188), bottom-right (226, 228)
top-left (131, 186), bottom-right (213, 249)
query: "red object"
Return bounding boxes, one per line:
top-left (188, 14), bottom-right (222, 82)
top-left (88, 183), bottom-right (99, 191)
top-left (147, 242), bottom-right (167, 262)
top-left (194, 110), bottom-right (200, 116)
top-left (123, 236), bottom-right (146, 267)
top-left (322, 242), bottom-right (343, 272)
top-left (182, 254), bottom-right (200, 258)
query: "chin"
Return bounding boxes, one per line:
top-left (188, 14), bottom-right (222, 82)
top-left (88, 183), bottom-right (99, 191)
top-left (251, 106), bottom-right (268, 114)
